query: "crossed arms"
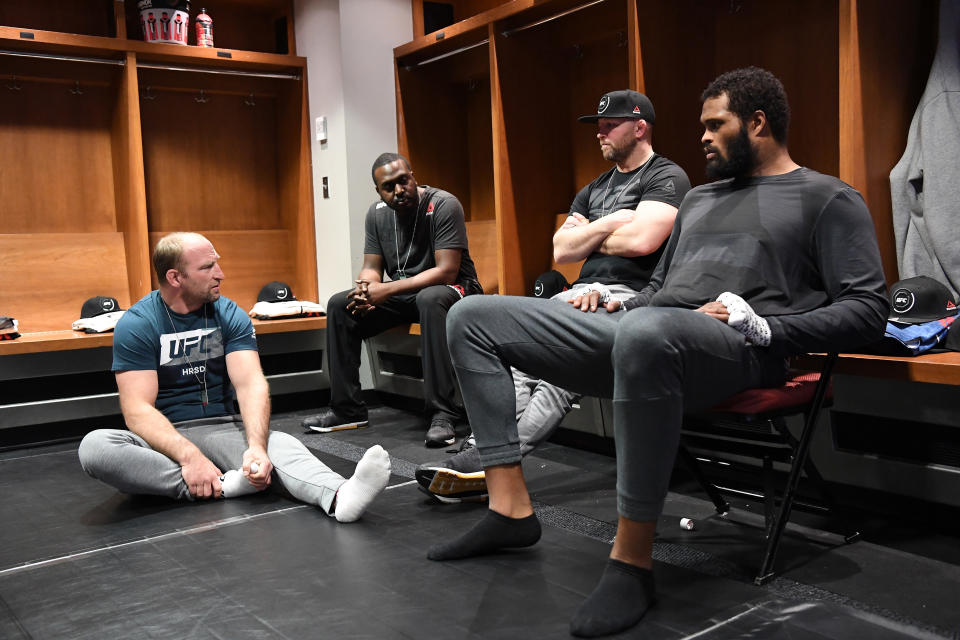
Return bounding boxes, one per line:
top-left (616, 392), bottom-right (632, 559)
top-left (552, 200), bottom-right (678, 264)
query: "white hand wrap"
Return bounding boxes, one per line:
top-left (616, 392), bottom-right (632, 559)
top-left (582, 283), bottom-right (613, 305)
top-left (716, 292), bottom-right (771, 347)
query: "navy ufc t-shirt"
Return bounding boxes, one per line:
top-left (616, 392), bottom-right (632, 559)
top-left (112, 291), bottom-right (258, 423)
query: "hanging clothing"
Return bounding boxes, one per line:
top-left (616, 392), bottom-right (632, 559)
top-left (890, 0), bottom-right (960, 299)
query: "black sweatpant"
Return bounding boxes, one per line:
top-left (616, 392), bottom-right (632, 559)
top-left (326, 284), bottom-right (466, 422)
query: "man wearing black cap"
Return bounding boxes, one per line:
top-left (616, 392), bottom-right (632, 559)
top-left (555, 89), bottom-right (689, 301)
top-left (415, 90), bottom-right (690, 502)
top-left (302, 154), bottom-right (482, 448)
top-left (429, 68), bottom-right (889, 637)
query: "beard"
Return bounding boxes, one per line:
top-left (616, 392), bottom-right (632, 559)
top-left (601, 137), bottom-right (636, 165)
top-left (705, 125), bottom-right (756, 179)
top-left (388, 191), bottom-right (418, 214)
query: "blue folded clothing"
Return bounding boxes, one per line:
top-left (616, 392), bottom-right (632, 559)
top-left (877, 313), bottom-right (958, 356)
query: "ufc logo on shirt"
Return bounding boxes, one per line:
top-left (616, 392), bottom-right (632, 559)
top-left (160, 328), bottom-right (218, 366)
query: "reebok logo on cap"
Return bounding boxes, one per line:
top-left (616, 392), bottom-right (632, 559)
top-left (888, 276), bottom-right (957, 324)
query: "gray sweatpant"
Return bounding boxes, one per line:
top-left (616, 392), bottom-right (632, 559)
top-left (447, 296), bottom-right (786, 522)
top-left (509, 282), bottom-right (641, 454)
top-left (78, 416), bottom-right (345, 514)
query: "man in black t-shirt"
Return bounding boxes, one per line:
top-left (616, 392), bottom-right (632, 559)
top-left (415, 91), bottom-right (691, 502)
top-left (556, 90), bottom-right (690, 298)
top-left (302, 153), bottom-right (481, 448)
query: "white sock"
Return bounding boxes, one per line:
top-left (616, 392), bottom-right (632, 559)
top-left (717, 292), bottom-right (771, 347)
top-left (334, 445), bottom-right (392, 523)
top-left (220, 469), bottom-right (259, 498)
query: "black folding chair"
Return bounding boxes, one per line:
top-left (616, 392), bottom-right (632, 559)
top-left (679, 353), bottom-right (858, 585)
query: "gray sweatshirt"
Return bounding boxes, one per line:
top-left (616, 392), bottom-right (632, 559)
top-left (889, 0), bottom-right (960, 299)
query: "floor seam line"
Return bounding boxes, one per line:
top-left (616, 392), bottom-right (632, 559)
top-left (0, 504), bottom-right (308, 577)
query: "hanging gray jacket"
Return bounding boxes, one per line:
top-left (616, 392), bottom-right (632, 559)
top-left (890, 0), bottom-right (960, 300)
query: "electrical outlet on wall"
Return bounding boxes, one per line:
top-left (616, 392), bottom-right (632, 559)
top-left (316, 116), bottom-right (327, 143)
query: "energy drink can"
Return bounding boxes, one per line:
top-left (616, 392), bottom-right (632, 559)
top-left (195, 8), bottom-right (214, 48)
top-left (138, 0), bottom-right (190, 45)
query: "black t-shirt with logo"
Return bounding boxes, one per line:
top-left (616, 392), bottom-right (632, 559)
top-left (364, 186), bottom-right (482, 294)
top-left (570, 154), bottom-right (690, 291)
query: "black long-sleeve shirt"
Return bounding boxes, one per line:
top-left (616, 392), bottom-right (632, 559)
top-left (622, 168), bottom-right (889, 356)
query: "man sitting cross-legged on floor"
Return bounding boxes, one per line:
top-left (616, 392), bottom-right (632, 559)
top-left (416, 89), bottom-right (690, 502)
top-left (428, 68), bottom-right (889, 637)
top-left (78, 232), bottom-right (391, 523)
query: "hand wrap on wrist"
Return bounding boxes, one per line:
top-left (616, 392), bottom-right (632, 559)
top-left (582, 283), bottom-right (613, 305)
top-left (716, 292), bottom-right (771, 347)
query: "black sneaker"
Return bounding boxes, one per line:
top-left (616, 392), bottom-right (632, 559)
top-left (302, 408), bottom-right (368, 433)
top-left (424, 415), bottom-right (457, 448)
top-left (415, 436), bottom-right (487, 503)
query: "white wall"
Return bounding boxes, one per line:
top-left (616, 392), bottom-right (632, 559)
top-left (294, 0), bottom-right (412, 388)
top-left (294, 0), bottom-right (413, 304)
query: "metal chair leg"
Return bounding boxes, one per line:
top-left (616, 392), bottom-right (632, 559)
top-left (754, 353), bottom-right (837, 585)
top-left (678, 444), bottom-right (730, 515)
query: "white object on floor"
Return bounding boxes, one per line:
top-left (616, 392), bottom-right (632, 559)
top-left (220, 469), bottom-right (259, 498)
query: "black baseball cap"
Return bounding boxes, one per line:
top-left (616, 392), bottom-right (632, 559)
top-left (578, 90), bottom-right (656, 124)
top-left (80, 296), bottom-right (122, 318)
top-left (888, 276), bottom-right (957, 324)
top-left (533, 270), bottom-right (570, 299)
top-left (257, 281), bottom-right (296, 303)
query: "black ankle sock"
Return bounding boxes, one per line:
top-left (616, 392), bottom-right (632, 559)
top-left (427, 510), bottom-right (541, 561)
top-left (569, 559), bottom-right (656, 637)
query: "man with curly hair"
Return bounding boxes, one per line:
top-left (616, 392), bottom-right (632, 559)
top-left (426, 67), bottom-right (890, 637)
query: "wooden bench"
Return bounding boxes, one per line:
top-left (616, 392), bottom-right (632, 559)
top-left (0, 231), bottom-right (330, 432)
top-left (795, 351), bottom-right (960, 386)
top-left (0, 316), bottom-right (328, 355)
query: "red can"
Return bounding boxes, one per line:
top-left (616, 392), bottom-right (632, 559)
top-left (195, 8), bottom-right (214, 48)
top-left (138, 0), bottom-right (190, 45)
